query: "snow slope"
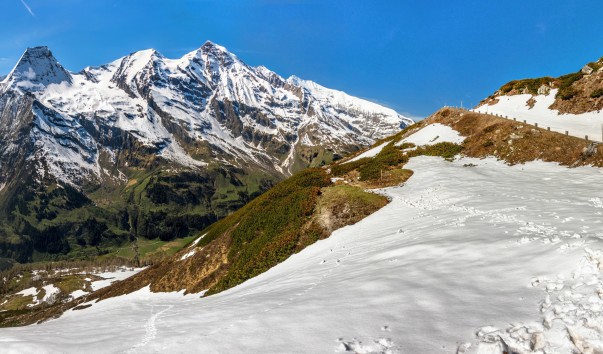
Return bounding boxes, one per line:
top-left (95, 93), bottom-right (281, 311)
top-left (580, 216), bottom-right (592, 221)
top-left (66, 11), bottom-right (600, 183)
top-left (396, 123), bottom-right (465, 146)
top-left (2, 156), bottom-right (603, 353)
top-left (344, 141), bottom-right (389, 163)
top-left (89, 268), bottom-right (145, 292)
top-left (475, 90), bottom-right (603, 142)
top-left (346, 123), bottom-right (465, 164)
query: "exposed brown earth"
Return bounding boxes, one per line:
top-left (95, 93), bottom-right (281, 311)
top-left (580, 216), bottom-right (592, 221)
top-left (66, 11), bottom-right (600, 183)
top-left (549, 70), bottom-right (603, 114)
top-left (428, 107), bottom-right (603, 167)
top-left (480, 58), bottom-right (603, 115)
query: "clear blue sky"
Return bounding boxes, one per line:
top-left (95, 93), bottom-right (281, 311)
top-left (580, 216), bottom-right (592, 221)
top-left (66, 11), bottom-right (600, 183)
top-left (1, 0), bottom-right (602, 118)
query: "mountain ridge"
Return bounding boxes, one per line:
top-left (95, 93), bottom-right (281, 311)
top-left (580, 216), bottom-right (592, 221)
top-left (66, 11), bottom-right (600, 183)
top-left (475, 55), bottom-right (603, 142)
top-left (478, 56), bottom-right (603, 115)
top-left (0, 42), bottom-right (412, 263)
top-left (1, 42), bottom-right (413, 183)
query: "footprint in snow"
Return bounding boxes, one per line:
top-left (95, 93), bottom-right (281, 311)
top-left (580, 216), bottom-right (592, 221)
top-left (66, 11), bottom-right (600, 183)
top-left (335, 337), bottom-right (397, 354)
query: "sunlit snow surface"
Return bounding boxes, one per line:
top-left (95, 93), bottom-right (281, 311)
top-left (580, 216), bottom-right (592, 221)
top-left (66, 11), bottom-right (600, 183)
top-left (2, 156), bottom-right (603, 353)
top-left (476, 89), bottom-right (603, 142)
top-left (396, 123), bottom-right (465, 146)
top-left (346, 123), bottom-right (465, 164)
top-left (344, 141), bottom-right (389, 163)
top-left (89, 268), bottom-right (145, 292)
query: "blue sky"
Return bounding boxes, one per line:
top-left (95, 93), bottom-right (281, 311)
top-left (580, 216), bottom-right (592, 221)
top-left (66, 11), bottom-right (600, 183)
top-left (1, 0), bottom-right (602, 118)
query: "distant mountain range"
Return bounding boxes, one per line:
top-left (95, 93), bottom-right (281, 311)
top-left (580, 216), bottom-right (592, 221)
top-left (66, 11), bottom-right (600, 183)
top-left (0, 42), bottom-right (412, 262)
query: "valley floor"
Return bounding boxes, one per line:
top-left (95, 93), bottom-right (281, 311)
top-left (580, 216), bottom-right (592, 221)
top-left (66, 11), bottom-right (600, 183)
top-left (1, 156), bottom-right (603, 353)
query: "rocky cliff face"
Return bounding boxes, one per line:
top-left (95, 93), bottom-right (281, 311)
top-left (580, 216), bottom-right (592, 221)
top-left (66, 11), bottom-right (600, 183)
top-left (0, 42), bottom-right (413, 262)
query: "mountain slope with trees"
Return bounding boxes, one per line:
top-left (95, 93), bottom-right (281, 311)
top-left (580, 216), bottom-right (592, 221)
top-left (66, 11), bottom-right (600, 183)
top-left (0, 43), bottom-right (413, 263)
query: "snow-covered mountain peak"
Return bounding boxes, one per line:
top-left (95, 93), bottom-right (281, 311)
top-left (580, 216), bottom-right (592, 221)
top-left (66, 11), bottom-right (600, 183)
top-left (0, 42), bottom-right (413, 187)
top-left (107, 48), bottom-right (170, 98)
top-left (255, 65), bottom-right (277, 76)
top-left (3, 46), bottom-right (72, 92)
top-left (255, 65), bottom-right (286, 87)
top-left (195, 41), bottom-right (237, 67)
top-left (286, 75), bottom-right (303, 86)
top-left (112, 49), bottom-right (163, 81)
top-left (200, 41), bottom-right (233, 56)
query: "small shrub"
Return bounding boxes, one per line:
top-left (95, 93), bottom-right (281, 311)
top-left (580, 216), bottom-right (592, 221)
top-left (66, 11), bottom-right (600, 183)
top-left (410, 142), bottom-right (463, 159)
top-left (358, 162), bottom-right (385, 181)
top-left (498, 72), bottom-right (584, 99)
top-left (373, 143), bottom-right (408, 166)
top-left (591, 88), bottom-right (603, 98)
top-left (500, 77), bottom-right (554, 95)
top-left (357, 143), bottom-right (407, 181)
top-left (483, 124), bottom-right (498, 133)
top-left (557, 72), bottom-right (584, 88)
top-left (398, 142), bottom-right (416, 149)
top-left (330, 158), bottom-right (371, 176)
top-left (587, 61), bottom-right (603, 72)
top-left (332, 142), bottom-right (408, 182)
top-left (555, 71), bottom-right (584, 100)
top-left (556, 87), bottom-right (578, 100)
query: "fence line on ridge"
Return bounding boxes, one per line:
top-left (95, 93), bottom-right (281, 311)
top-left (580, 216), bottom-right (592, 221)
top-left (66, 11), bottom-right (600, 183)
top-left (440, 106), bottom-right (603, 143)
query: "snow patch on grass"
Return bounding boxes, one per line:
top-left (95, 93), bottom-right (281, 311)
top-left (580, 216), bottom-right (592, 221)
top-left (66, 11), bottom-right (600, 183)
top-left (179, 249), bottom-right (197, 261)
top-left (15, 287), bottom-right (37, 297)
top-left (396, 123), bottom-right (464, 146)
top-left (344, 142), bottom-right (388, 163)
top-left (189, 233), bottom-right (207, 248)
top-left (41, 284), bottom-right (60, 304)
top-left (69, 290), bottom-right (88, 299)
top-left (90, 267), bottom-right (144, 292)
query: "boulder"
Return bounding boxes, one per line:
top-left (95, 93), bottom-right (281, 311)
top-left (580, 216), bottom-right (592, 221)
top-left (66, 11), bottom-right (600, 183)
top-left (581, 65), bottom-right (594, 75)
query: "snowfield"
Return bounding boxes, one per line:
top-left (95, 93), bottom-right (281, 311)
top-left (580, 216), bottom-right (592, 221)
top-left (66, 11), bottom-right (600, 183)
top-left (475, 90), bottom-right (603, 142)
top-left (344, 141), bottom-right (389, 163)
top-left (346, 123), bottom-right (465, 164)
top-left (89, 268), bottom-right (145, 292)
top-left (396, 123), bottom-right (465, 146)
top-left (2, 156), bottom-right (603, 353)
